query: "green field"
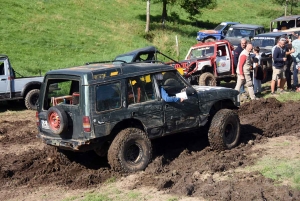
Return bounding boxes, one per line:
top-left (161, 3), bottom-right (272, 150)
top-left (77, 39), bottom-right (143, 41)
top-left (1, 0), bottom-right (299, 75)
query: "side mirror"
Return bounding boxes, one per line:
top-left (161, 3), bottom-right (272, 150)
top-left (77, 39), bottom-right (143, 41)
top-left (186, 87), bottom-right (195, 96)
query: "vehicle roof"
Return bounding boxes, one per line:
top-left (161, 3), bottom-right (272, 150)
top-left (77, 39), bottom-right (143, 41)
top-left (221, 22), bottom-right (240, 24)
top-left (271, 15), bottom-right (300, 22)
top-left (45, 62), bottom-right (175, 84)
top-left (191, 40), bottom-right (231, 48)
top-left (230, 24), bottom-right (264, 29)
top-left (114, 46), bottom-right (158, 58)
top-left (0, 54), bottom-right (8, 60)
top-left (253, 32), bottom-right (289, 38)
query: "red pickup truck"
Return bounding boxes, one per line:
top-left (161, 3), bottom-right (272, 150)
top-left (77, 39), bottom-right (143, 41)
top-left (172, 40), bottom-right (237, 86)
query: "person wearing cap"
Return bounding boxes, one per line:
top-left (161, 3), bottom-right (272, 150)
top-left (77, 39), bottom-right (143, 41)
top-left (155, 73), bottom-right (184, 102)
top-left (291, 31), bottom-right (300, 90)
top-left (271, 37), bottom-right (287, 95)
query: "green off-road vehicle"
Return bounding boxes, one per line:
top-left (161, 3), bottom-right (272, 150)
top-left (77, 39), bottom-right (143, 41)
top-left (36, 62), bottom-right (241, 172)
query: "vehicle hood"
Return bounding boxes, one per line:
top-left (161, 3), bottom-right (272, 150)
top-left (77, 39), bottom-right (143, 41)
top-left (225, 37), bottom-right (250, 47)
top-left (198, 30), bottom-right (220, 34)
top-left (192, 85), bottom-right (239, 102)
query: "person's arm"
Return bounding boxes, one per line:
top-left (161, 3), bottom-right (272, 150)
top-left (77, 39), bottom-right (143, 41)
top-left (161, 87), bottom-right (181, 102)
top-left (238, 54), bottom-right (247, 76)
top-left (253, 57), bottom-right (258, 78)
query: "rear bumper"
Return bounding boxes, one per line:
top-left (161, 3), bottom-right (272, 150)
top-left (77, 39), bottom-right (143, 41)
top-left (37, 133), bottom-right (91, 151)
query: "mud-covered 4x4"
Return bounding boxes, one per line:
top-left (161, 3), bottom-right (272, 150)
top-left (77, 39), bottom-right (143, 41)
top-left (36, 62), bottom-right (241, 172)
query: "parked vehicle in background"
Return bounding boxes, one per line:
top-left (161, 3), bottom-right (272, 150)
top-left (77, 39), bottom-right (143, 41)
top-left (251, 32), bottom-right (295, 82)
top-left (0, 55), bottom-right (43, 110)
top-left (171, 40), bottom-right (236, 86)
top-left (225, 24), bottom-right (265, 48)
top-left (270, 15), bottom-right (300, 32)
top-left (196, 22), bottom-right (240, 43)
top-left (36, 61), bottom-right (240, 173)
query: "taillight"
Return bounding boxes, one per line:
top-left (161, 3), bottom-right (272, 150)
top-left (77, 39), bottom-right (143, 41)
top-left (36, 112), bottom-right (39, 126)
top-left (83, 116), bottom-right (91, 132)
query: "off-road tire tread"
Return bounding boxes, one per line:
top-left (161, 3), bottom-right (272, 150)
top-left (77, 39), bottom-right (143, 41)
top-left (199, 72), bottom-right (216, 86)
top-left (25, 89), bottom-right (40, 110)
top-left (107, 128), bottom-right (152, 173)
top-left (208, 109), bottom-right (240, 151)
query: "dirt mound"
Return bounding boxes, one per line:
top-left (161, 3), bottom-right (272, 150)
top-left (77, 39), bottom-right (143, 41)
top-left (1, 98), bottom-right (300, 200)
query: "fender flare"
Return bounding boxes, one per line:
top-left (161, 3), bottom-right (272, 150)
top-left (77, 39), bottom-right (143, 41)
top-left (21, 81), bottom-right (42, 97)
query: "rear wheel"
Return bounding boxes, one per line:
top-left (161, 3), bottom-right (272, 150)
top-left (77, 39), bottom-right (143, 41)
top-left (208, 109), bottom-right (240, 151)
top-left (199, 72), bottom-right (216, 86)
top-left (25, 89), bottom-right (40, 110)
top-left (108, 128), bottom-right (152, 172)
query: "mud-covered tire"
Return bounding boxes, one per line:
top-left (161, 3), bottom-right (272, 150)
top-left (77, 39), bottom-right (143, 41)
top-left (204, 38), bottom-right (216, 43)
top-left (199, 72), bottom-right (216, 86)
top-left (208, 109), bottom-right (240, 151)
top-left (25, 89), bottom-right (40, 110)
top-left (262, 66), bottom-right (268, 83)
top-left (47, 106), bottom-right (68, 135)
top-left (107, 128), bottom-right (152, 172)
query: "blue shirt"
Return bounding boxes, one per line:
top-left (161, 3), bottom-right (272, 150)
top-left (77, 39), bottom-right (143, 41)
top-left (161, 87), bottom-right (180, 102)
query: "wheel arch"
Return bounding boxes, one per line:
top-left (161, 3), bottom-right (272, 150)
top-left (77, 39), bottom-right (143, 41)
top-left (108, 118), bottom-right (146, 141)
top-left (21, 81), bottom-right (42, 98)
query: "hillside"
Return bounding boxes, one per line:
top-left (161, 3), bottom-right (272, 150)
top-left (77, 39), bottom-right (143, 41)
top-left (0, 0), bottom-right (298, 75)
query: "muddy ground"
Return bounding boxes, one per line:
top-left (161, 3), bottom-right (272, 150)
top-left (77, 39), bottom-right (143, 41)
top-left (1, 97), bottom-right (300, 200)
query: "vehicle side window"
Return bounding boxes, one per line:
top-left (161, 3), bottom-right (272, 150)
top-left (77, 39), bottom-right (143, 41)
top-left (0, 62), bottom-right (4, 75)
top-left (44, 79), bottom-right (80, 110)
top-left (217, 45), bottom-right (227, 56)
top-left (128, 74), bottom-right (154, 104)
top-left (96, 82), bottom-right (121, 112)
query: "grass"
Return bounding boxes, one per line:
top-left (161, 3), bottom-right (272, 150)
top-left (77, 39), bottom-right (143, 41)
top-left (1, 0), bottom-right (300, 76)
top-left (251, 157), bottom-right (300, 190)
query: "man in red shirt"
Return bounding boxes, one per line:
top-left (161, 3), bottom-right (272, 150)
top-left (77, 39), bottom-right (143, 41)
top-left (234, 44), bottom-right (257, 100)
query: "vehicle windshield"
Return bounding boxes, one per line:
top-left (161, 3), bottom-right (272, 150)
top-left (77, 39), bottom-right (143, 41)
top-left (187, 46), bottom-right (215, 59)
top-left (113, 55), bottom-right (135, 64)
top-left (252, 38), bottom-right (275, 48)
top-left (214, 24), bottom-right (226, 31)
top-left (226, 28), bottom-right (255, 38)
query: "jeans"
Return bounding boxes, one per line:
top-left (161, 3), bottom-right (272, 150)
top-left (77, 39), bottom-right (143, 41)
top-left (240, 85), bottom-right (245, 94)
top-left (292, 57), bottom-right (299, 87)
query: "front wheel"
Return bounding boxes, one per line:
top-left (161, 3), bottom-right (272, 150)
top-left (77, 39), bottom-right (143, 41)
top-left (108, 128), bottom-right (152, 172)
top-left (199, 72), bottom-right (216, 86)
top-left (25, 89), bottom-right (40, 110)
top-left (208, 109), bottom-right (240, 151)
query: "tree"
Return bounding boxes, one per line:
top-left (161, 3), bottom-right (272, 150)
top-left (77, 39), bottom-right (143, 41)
top-left (145, 0), bottom-right (150, 32)
top-left (147, 0), bottom-right (217, 26)
top-left (271, 0), bottom-right (300, 15)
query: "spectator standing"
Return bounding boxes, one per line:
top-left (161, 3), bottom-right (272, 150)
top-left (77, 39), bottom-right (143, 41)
top-left (271, 38), bottom-right (287, 94)
top-left (234, 44), bottom-right (257, 100)
top-left (234, 38), bottom-right (247, 95)
top-left (291, 32), bottom-right (300, 90)
top-left (282, 37), bottom-right (294, 90)
top-left (252, 46), bottom-right (263, 95)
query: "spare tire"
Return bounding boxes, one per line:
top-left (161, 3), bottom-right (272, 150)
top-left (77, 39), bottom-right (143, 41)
top-left (47, 106), bottom-right (68, 135)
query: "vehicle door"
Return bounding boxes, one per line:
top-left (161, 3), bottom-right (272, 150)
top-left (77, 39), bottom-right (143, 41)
top-left (155, 71), bottom-right (200, 134)
top-left (216, 45), bottom-right (231, 74)
top-left (126, 74), bottom-right (164, 138)
top-left (0, 60), bottom-right (8, 94)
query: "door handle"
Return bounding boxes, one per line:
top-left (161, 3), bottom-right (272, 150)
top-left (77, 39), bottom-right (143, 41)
top-left (226, 58), bottom-right (229, 60)
top-left (1, 78), bottom-right (6, 81)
